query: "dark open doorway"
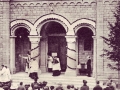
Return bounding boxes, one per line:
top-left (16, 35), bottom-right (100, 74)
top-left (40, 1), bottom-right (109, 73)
top-left (15, 27), bottom-right (30, 72)
top-left (40, 21), bottom-right (67, 72)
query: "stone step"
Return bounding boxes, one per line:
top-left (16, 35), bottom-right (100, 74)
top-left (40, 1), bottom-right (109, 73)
top-left (11, 72), bottom-right (96, 89)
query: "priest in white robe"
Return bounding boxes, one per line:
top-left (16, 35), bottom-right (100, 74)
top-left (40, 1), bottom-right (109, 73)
top-left (0, 65), bottom-right (10, 82)
top-left (52, 56), bottom-right (61, 76)
top-left (29, 58), bottom-right (39, 79)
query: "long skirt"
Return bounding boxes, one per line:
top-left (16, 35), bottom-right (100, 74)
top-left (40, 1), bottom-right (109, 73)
top-left (52, 70), bottom-right (61, 76)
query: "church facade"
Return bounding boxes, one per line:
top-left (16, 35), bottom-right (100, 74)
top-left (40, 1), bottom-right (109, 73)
top-left (0, 0), bottom-right (119, 80)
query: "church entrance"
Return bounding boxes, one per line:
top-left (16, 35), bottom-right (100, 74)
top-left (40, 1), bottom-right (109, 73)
top-left (77, 27), bottom-right (93, 75)
top-left (40, 21), bottom-right (67, 72)
top-left (15, 27), bottom-right (30, 72)
top-left (48, 36), bottom-right (67, 72)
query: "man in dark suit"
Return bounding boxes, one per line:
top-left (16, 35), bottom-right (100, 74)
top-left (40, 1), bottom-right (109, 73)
top-left (80, 80), bottom-right (89, 90)
top-left (93, 81), bottom-right (102, 90)
top-left (87, 56), bottom-right (92, 77)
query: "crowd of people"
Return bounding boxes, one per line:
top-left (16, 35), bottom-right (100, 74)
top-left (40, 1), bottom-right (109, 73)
top-left (0, 52), bottom-right (118, 90)
top-left (0, 78), bottom-right (116, 90)
top-left (0, 65), bottom-right (118, 90)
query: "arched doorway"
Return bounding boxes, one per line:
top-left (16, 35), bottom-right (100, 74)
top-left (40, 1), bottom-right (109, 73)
top-left (77, 27), bottom-right (93, 75)
top-left (40, 21), bottom-right (67, 72)
top-left (15, 27), bottom-right (30, 72)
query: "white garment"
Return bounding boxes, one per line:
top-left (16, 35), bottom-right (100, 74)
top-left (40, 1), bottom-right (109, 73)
top-left (111, 81), bottom-right (116, 89)
top-left (29, 60), bottom-right (38, 73)
top-left (52, 58), bottom-right (61, 71)
top-left (28, 87), bottom-right (32, 90)
top-left (22, 55), bottom-right (31, 73)
top-left (48, 56), bottom-right (53, 68)
top-left (0, 67), bottom-right (9, 82)
top-left (0, 88), bottom-right (4, 90)
top-left (6, 68), bottom-right (11, 81)
top-left (25, 63), bottom-right (29, 73)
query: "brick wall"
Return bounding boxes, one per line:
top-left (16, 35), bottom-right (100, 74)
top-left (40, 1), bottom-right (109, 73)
top-left (102, 1), bottom-right (118, 79)
top-left (10, 1), bottom-right (96, 24)
top-left (0, 1), bottom-right (10, 69)
top-left (0, 0), bottom-right (119, 79)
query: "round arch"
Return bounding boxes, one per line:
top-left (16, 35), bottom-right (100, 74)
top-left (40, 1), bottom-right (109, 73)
top-left (34, 14), bottom-right (70, 34)
top-left (10, 20), bottom-right (34, 36)
top-left (72, 19), bottom-right (96, 35)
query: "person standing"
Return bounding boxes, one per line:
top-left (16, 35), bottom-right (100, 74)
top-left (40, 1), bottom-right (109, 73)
top-left (86, 56), bottom-right (92, 77)
top-left (31, 78), bottom-right (40, 90)
top-left (0, 65), bottom-right (9, 82)
top-left (5, 66), bottom-right (11, 82)
top-left (93, 81), bottom-right (102, 90)
top-left (52, 56), bottom-right (61, 76)
top-left (29, 58), bottom-right (39, 79)
top-left (80, 80), bottom-right (89, 90)
top-left (19, 51), bottom-right (31, 73)
top-left (47, 55), bottom-right (53, 72)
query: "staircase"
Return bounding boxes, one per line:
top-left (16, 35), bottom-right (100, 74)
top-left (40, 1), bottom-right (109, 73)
top-left (11, 72), bottom-right (96, 89)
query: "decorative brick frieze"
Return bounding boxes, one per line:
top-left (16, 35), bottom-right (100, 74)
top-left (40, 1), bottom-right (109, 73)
top-left (10, 1), bottom-right (97, 24)
top-left (10, 0), bottom-right (96, 6)
top-left (103, 0), bottom-right (118, 5)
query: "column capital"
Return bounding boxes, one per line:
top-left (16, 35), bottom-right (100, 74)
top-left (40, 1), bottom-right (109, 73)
top-left (28, 36), bottom-right (42, 43)
top-left (10, 36), bottom-right (17, 38)
top-left (65, 35), bottom-right (77, 43)
top-left (92, 36), bottom-right (97, 39)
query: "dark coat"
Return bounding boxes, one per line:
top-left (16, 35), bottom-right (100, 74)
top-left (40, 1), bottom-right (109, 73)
top-left (31, 82), bottom-right (40, 90)
top-left (17, 85), bottom-right (26, 90)
top-left (104, 86), bottom-right (112, 90)
top-left (93, 85), bottom-right (102, 90)
top-left (87, 59), bottom-right (91, 71)
top-left (80, 85), bottom-right (89, 90)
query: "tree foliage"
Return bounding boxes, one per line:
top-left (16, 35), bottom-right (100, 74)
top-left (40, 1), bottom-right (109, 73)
top-left (101, 2), bottom-right (120, 71)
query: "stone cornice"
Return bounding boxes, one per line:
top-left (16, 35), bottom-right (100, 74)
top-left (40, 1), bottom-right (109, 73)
top-left (0, 0), bottom-right (10, 1)
top-left (10, 0), bottom-right (96, 6)
top-left (103, 0), bottom-right (118, 5)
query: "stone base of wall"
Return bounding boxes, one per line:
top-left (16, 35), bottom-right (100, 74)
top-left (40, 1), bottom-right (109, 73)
top-left (40, 66), bottom-right (47, 73)
top-left (97, 73), bottom-right (118, 80)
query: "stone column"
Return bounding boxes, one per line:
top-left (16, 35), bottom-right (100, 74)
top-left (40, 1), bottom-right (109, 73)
top-left (75, 37), bottom-right (79, 75)
top-left (65, 36), bottom-right (77, 76)
top-left (28, 36), bottom-right (41, 74)
top-left (92, 36), bottom-right (97, 79)
top-left (96, 0), bottom-right (104, 79)
top-left (40, 37), bottom-right (48, 73)
top-left (10, 36), bottom-right (16, 74)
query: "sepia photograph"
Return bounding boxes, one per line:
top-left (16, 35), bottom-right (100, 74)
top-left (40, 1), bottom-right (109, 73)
top-left (0, 0), bottom-right (119, 90)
